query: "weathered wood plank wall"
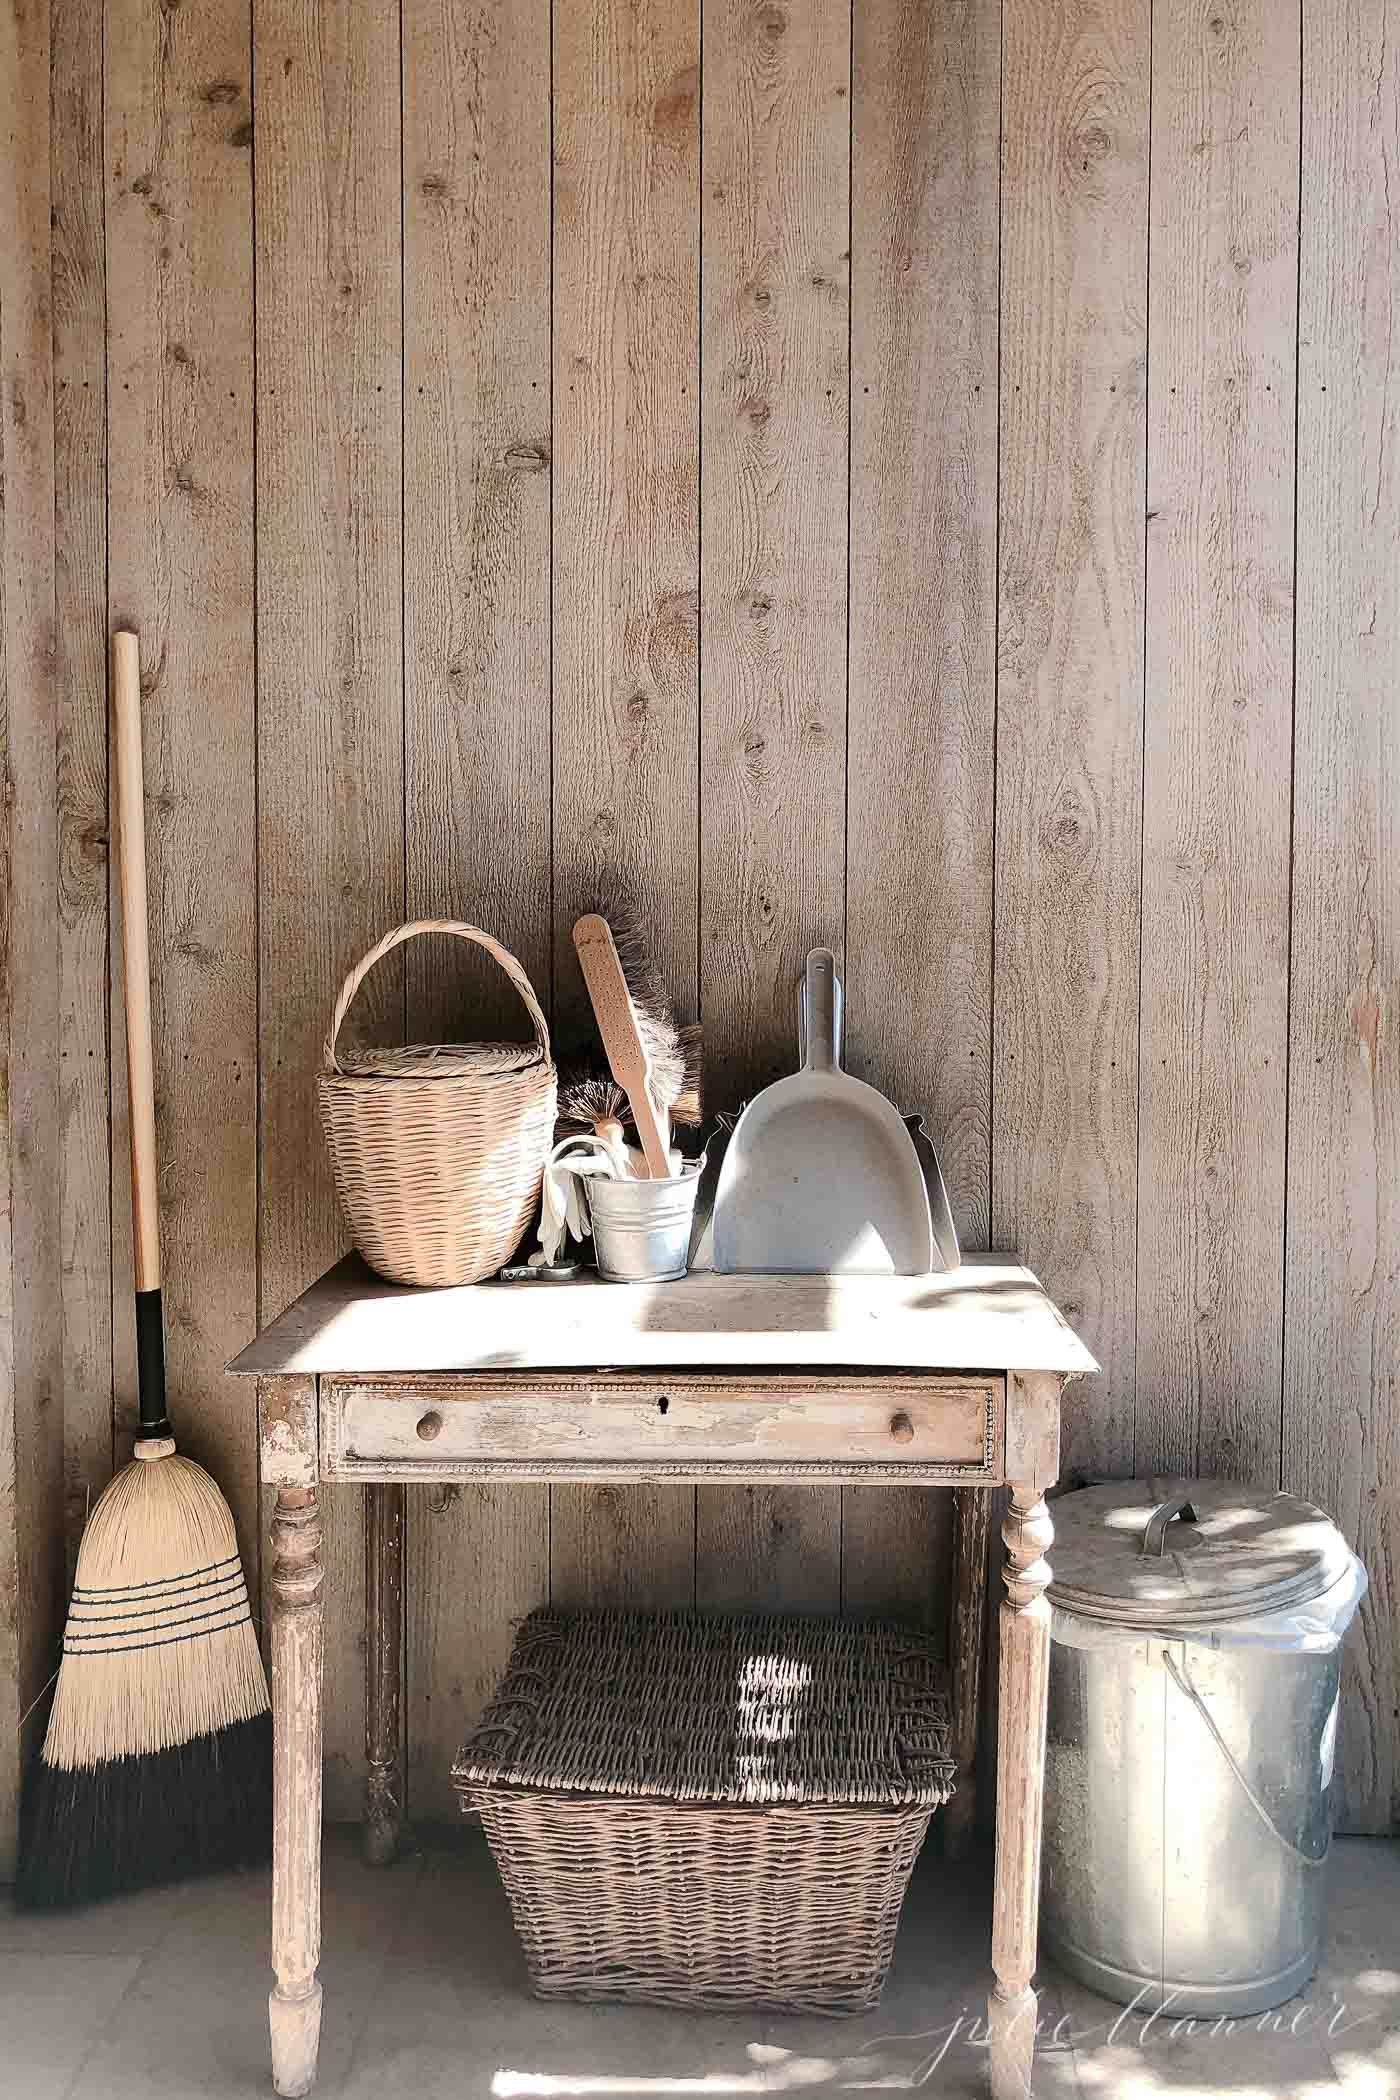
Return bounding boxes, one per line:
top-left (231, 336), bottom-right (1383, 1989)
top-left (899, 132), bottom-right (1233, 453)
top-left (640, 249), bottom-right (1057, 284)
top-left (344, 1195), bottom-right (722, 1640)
top-left (549, 0), bottom-right (701, 1642)
top-left (1287, 0), bottom-right (1399, 1836)
top-left (1, 0), bottom-right (60, 1882)
top-left (12, 0), bottom-right (1394, 1840)
top-left (400, 0), bottom-right (555, 1835)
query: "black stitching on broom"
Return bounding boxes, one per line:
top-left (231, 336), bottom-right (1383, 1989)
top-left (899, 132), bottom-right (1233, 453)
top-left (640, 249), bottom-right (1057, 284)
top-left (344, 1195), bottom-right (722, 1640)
top-left (67, 1574), bottom-right (248, 1625)
top-left (64, 1604), bottom-right (254, 1654)
top-left (62, 1612), bottom-right (252, 1646)
top-left (70, 1551), bottom-right (244, 1599)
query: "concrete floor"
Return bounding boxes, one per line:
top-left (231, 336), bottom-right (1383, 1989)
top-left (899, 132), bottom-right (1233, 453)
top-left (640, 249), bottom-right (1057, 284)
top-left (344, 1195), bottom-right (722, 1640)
top-left (2, 1832), bottom-right (1396, 2100)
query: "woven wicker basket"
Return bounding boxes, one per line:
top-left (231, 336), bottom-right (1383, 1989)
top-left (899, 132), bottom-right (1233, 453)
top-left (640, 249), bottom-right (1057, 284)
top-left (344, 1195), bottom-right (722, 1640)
top-left (317, 920), bottom-right (556, 1287)
top-left (453, 1609), bottom-right (955, 2015)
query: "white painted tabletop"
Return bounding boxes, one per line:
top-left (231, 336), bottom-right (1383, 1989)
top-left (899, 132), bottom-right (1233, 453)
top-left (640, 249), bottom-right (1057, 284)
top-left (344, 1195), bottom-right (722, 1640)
top-left (230, 1252), bottom-right (1099, 1380)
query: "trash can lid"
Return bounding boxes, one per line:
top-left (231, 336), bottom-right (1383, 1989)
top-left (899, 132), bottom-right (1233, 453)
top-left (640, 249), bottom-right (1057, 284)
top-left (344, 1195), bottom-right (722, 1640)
top-left (1046, 1476), bottom-right (1355, 1628)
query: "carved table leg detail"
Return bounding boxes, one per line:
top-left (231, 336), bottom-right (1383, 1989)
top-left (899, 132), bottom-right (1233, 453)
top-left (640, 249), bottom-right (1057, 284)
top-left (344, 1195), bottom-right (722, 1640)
top-left (269, 1486), bottom-right (324, 2099)
top-left (988, 1480), bottom-right (1054, 2100)
top-left (364, 1483), bottom-right (406, 1866)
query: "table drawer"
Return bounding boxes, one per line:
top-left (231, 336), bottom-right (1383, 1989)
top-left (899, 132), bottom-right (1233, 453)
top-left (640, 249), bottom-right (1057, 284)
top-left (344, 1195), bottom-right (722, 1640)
top-left (321, 1373), bottom-right (1002, 1483)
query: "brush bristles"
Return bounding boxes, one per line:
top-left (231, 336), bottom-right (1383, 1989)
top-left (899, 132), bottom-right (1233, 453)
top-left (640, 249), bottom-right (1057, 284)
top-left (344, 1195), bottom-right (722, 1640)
top-left (557, 1072), bottom-right (630, 1134)
top-left (580, 893), bottom-right (692, 1114)
top-left (16, 1447), bottom-right (272, 1908)
top-left (39, 1451), bottom-right (269, 1769)
top-left (17, 1714), bottom-right (272, 1909)
top-left (559, 1049), bottom-right (704, 1143)
top-left (674, 1022), bottom-right (704, 1127)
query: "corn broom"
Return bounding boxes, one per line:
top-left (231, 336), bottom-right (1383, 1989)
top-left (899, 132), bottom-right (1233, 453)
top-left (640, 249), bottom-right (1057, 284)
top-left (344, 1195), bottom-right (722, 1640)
top-left (17, 629), bottom-right (271, 1907)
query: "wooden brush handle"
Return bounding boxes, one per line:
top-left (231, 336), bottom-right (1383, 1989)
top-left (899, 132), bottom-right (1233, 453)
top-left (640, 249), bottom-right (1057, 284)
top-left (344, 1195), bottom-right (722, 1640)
top-left (113, 629), bottom-right (160, 1295)
top-left (572, 915), bottom-right (671, 1178)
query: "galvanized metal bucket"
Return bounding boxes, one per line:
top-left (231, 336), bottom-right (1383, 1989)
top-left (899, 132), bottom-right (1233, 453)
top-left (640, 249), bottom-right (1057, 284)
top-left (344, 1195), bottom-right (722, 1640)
top-left (1041, 1478), bottom-right (1367, 2017)
top-left (588, 1161), bottom-right (704, 1283)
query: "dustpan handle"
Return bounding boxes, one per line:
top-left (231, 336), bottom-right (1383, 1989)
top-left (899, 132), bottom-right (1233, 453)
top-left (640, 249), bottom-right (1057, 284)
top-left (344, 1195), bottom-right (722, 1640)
top-left (798, 968), bottom-right (843, 1065)
top-left (804, 951), bottom-right (838, 1073)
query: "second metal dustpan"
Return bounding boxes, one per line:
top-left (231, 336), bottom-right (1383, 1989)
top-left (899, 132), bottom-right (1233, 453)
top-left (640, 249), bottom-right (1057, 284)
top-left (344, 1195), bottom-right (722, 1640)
top-left (712, 950), bottom-right (935, 1276)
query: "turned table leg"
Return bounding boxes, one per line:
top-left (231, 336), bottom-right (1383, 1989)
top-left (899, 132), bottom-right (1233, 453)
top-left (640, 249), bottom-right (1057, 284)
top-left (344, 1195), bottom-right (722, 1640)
top-left (364, 1483), bottom-right (405, 1865)
top-left (269, 1486), bottom-right (325, 2099)
top-left (985, 1368), bottom-right (1061, 2100)
top-left (944, 1485), bottom-right (992, 1859)
top-left (987, 1475), bottom-right (1055, 2100)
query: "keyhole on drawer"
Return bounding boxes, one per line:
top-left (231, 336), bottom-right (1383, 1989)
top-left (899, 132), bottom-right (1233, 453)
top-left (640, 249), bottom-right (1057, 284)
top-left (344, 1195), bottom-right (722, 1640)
top-left (656, 1394), bottom-right (670, 1416)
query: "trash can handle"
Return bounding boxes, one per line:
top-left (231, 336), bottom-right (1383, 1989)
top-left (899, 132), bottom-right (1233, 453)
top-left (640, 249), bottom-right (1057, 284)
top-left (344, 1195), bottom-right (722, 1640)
top-left (1162, 1651), bottom-right (1329, 1869)
top-left (1141, 1494), bottom-right (1198, 1556)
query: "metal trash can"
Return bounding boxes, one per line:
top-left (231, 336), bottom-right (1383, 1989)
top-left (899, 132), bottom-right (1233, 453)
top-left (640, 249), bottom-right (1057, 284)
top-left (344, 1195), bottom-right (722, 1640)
top-left (1041, 1477), bottom-right (1367, 2016)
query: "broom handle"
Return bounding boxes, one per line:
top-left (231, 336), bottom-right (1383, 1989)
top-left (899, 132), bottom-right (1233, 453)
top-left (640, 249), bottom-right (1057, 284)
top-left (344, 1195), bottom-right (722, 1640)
top-left (113, 629), bottom-right (169, 1439)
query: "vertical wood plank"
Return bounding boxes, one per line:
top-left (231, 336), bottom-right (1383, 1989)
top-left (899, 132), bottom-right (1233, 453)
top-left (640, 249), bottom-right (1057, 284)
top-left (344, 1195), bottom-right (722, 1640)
top-left (412, 1483), bottom-right (553, 1800)
top-left (993, 0), bottom-right (1148, 1484)
top-left (401, 0), bottom-right (551, 1822)
top-left (52, 0), bottom-right (112, 1581)
top-left (847, 0), bottom-right (999, 1245)
top-left (942, 1485), bottom-right (994, 1853)
top-left (694, 0), bottom-right (849, 1609)
top-left (1286, 0), bottom-right (1399, 1834)
top-left (698, 0), bottom-right (849, 1113)
top-left (842, 0), bottom-right (1000, 1626)
top-left (695, 1487), bottom-right (839, 1614)
top-left (550, 0), bottom-right (700, 1608)
top-left (255, 0), bottom-right (404, 1821)
top-left (550, 1483), bottom-right (694, 1612)
top-left (0, 0), bottom-right (60, 1876)
top-left (1136, 0), bottom-right (1300, 1484)
top-left (104, 0), bottom-right (258, 1576)
top-left (841, 1492), bottom-right (939, 1629)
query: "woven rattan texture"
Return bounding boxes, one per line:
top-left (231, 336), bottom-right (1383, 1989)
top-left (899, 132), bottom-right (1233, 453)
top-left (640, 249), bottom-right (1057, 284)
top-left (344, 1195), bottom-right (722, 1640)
top-left (317, 920), bottom-right (556, 1287)
top-left (475, 1791), bottom-right (934, 2014)
top-left (454, 1608), bottom-right (955, 1807)
top-left (454, 1610), bottom-right (954, 2015)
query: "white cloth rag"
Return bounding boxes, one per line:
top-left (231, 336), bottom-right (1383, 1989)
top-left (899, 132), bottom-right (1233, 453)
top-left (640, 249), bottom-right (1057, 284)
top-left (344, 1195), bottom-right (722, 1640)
top-left (533, 1137), bottom-right (620, 1266)
top-left (533, 1134), bottom-right (685, 1265)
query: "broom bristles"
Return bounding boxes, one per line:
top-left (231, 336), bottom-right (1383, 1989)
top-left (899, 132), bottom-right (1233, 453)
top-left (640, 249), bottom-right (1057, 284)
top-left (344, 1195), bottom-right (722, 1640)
top-left (16, 1446), bottom-right (271, 1908)
top-left (18, 1714), bottom-right (272, 1910)
top-left (40, 1451), bottom-right (268, 1769)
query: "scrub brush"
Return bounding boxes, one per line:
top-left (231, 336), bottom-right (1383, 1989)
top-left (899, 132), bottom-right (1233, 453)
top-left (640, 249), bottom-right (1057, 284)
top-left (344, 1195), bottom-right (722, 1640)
top-left (557, 1072), bottom-right (632, 1150)
top-left (562, 887), bottom-right (704, 1136)
top-left (557, 1041), bottom-right (703, 1146)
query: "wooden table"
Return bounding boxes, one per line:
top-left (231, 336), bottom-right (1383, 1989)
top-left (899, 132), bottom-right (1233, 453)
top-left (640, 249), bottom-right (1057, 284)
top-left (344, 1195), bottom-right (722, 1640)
top-left (231, 1253), bottom-right (1096, 2100)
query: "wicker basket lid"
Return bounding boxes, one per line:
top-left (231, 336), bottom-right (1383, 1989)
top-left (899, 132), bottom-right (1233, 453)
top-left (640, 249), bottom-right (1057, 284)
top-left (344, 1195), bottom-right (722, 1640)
top-left (453, 1608), bottom-right (954, 1809)
top-left (327, 1040), bottom-right (548, 1080)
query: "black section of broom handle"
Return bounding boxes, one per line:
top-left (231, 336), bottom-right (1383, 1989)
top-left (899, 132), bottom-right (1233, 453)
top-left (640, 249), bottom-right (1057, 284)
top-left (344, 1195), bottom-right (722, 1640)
top-left (135, 1287), bottom-right (171, 1440)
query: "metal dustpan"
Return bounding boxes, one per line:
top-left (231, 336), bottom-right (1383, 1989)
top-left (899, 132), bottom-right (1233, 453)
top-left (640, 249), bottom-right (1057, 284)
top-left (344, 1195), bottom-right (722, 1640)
top-left (713, 950), bottom-right (935, 1276)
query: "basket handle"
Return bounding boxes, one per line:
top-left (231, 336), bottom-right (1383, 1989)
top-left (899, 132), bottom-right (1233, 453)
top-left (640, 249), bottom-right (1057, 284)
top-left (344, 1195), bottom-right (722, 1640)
top-left (324, 919), bottom-right (551, 1074)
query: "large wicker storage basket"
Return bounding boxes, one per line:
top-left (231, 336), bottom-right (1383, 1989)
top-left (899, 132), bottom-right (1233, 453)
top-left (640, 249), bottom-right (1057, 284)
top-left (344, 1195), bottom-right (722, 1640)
top-left (453, 1609), bottom-right (955, 2015)
top-left (317, 920), bottom-right (556, 1287)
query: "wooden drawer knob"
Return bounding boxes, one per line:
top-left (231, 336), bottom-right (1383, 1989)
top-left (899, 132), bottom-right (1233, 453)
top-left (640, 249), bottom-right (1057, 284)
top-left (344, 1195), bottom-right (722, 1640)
top-left (416, 1410), bottom-right (444, 1443)
top-left (889, 1411), bottom-right (915, 1444)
